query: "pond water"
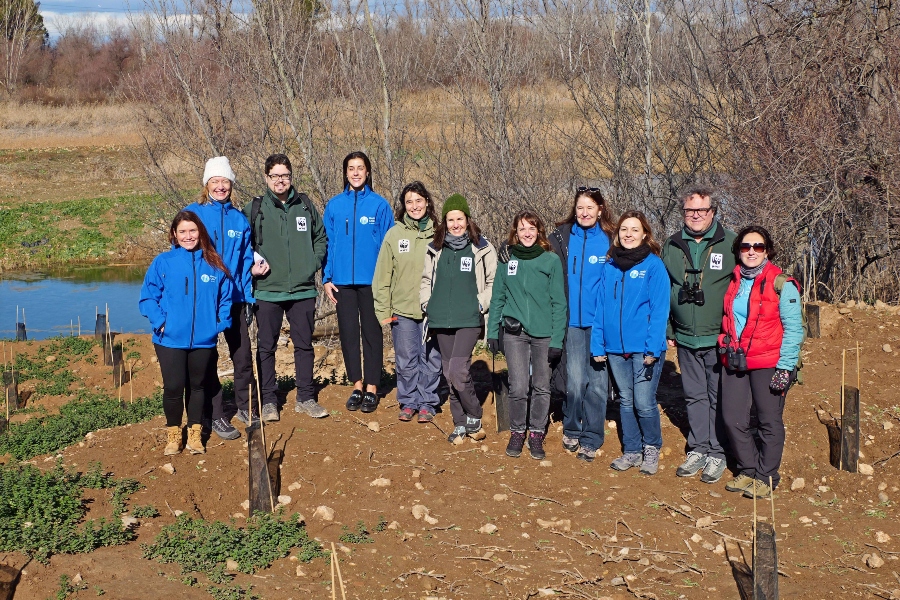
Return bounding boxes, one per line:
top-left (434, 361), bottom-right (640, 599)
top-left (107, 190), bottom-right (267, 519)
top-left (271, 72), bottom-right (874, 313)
top-left (0, 265), bottom-right (150, 340)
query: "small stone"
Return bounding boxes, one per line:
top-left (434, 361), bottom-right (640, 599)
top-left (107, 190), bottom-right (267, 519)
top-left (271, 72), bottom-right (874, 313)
top-left (387, 521), bottom-right (400, 530)
top-left (493, 494), bottom-right (508, 501)
top-left (618, 547), bottom-right (629, 556)
top-left (370, 477), bottom-right (391, 487)
top-left (295, 566), bottom-right (307, 577)
top-left (702, 542), bottom-right (715, 551)
top-left (818, 486), bottom-right (830, 492)
top-left (45, 355), bottom-right (56, 363)
top-left (240, 500), bottom-right (250, 510)
top-left (859, 463), bottom-right (875, 476)
top-left (638, 558), bottom-right (650, 566)
top-left (72, 574), bottom-right (82, 584)
top-left (679, 505), bottom-right (692, 513)
top-left (879, 492), bottom-right (890, 503)
top-left (85, 432), bottom-right (95, 439)
top-left (696, 516), bottom-right (713, 529)
top-left (226, 559), bottom-right (239, 571)
top-left (876, 531), bottom-right (892, 544)
top-left (611, 576), bottom-right (626, 586)
top-left (572, 500), bottom-right (582, 507)
top-left (412, 469), bottom-right (421, 478)
top-left (367, 421), bottom-right (380, 432)
top-left (338, 544), bottom-right (352, 554)
top-left (537, 588), bottom-right (556, 596)
top-left (412, 505), bottom-right (429, 520)
top-left (481, 444), bottom-right (489, 452)
top-left (690, 533), bottom-right (703, 543)
top-left (884, 422), bottom-right (894, 431)
top-left (540, 460), bottom-right (553, 467)
top-left (415, 482), bottom-right (425, 490)
top-left (791, 478), bottom-right (805, 491)
top-left (277, 495), bottom-right (292, 505)
top-left (121, 516), bottom-right (139, 528)
top-left (313, 505), bottom-right (335, 521)
top-left (161, 463), bottom-right (175, 475)
top-left (879, 482), bottom-right (888, 491)
top-left (423, 514), bottom-right (439, 525)
top-left (323, 456), bottom-right (333, 463)
top-left (884, 344), bottom-right (893, 353)
top-left (288, 482), bottom-right (302, 491)
top-left (479, 523), bottom-right (498, 534)
top-left (232, 513), bottom-right (245, 519)
top-left (867, 553), bottom-right (885, 569)
top-left (173, 510), bottom-right (184, 516)
top-left (651, 553), bottom-right (668, 563)
top-left (799, 516), bottom-right (812, 524)
top-left (607, 421), bottom-right (617, 430)
top-left (839, 308), bottom-right (851, 315)
top-left (713, 544), bottom-right (725, 555)
top-left (709, 491), bottom-right (722, 498)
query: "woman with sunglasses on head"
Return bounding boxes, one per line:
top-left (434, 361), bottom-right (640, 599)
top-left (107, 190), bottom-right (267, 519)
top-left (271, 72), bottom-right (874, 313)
top-left (549, 187), bottom-right (616, 463)
top-left (323, 151), bottom-right (395, 414)
top-left (591, 211), bottom-right (669, 475)
top-left (718, 226), bottom-right (803, 499)
top-left (373, 182), bottom-right (442, 423)
top-left (140, 210), bottom-right (233, 456)
top-left (488, 211), bottom-right (566, 460)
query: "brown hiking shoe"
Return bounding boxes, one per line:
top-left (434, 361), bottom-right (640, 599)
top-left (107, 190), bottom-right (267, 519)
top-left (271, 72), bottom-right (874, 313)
top-left (186, 424), bottom-right (205, 455)
top-left (743, 479), bottom-right (772, 499)
top-left (725, 474), bottom-right (755, 493)
top-left (164, 426), bottom-right (182, 456)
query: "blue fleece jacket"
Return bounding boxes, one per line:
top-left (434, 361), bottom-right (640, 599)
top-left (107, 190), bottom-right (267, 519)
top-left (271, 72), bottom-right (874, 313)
top-left (184, 199), bottom-right (254, 304)
top-left (590, 254), bottom-right (670, 358)
top-left (567, 223), bottom-right (610, 327)
top-left (139, 246), bottom-right (233, 349)
top-left (322, 186), bottom-right (394, 286)
top-left (731, 276), bottom-right (804, 370)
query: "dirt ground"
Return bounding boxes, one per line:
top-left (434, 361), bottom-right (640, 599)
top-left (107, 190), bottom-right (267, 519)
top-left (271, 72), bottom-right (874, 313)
top-left (2, 301), bottom-right (900, 599)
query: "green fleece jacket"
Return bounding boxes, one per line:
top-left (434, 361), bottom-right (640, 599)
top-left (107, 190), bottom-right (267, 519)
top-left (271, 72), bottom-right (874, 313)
top-left (372, 215), bottom-right (434, 322)
top-left (661, 221), bottom-right (737, 348)
top-left (244, 187), bottom-right (327, 301)
top-left (487, 250), bottom-right (567, 349)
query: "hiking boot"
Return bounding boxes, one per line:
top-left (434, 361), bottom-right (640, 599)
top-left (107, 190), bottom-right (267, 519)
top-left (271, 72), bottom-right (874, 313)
top-left (506, 431), bottom-right (526, 457)
top-left (360, 391), bottom-right (379, 413)
top-left (700, 457), bottom-right (727, 484)
top-left (398, 407), bottom-right (415, 422)
top-left (562, 435), bottom-right (580, 452)
top-left (577, 447), bottom-right (597, 463)
top-left (640, 446), bottom-right (660, 475)
top-left (261, 403), bottom-right (280, 422)
top-left (295, 399), bottom-right (328, 418)
top-left (186, 424), bottom-right (205, 455)
top-left (676, 451), bottom-right (707, 477)
top-left (743, 479), bottom-right (772, 499)
top-left (725, 473), bottom-right (755, 493)
top-left (528, 431), bottom-right (546, 460)
top-left (448, 426), bottom-right (467, 445)
top-left (234, 408), bottom-right (258, 426)
top-left (164, 426), bottom-right (182, 456)
top-left (610, 452), bottom-right (643, 471)
top-left (211, 418), bottom-right (239, 441)
top-left (417, 408), bottom-right (435, 423)
top-left (346, 390), bottom-right (363, 411)
top-left (465, 416), bottom-right (486, 441)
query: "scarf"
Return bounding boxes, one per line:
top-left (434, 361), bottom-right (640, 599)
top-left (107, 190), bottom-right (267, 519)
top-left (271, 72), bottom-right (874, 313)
top-left (404, 214), bottom-right (430, 231)
top-left (444, 232), bottom-right (470, 251)
top-left (509, 243), bottom-right (545, 260)
top-left (609, 244), bottom-right (652, 271)
top-left (740, 258), bottom-right (768, 280)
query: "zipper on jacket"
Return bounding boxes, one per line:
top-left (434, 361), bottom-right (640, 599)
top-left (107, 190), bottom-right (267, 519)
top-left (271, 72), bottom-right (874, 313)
top-left (184, 276), bottom-right (189, 295)
top-left (618, 271), bottom-right (626, 352)
top-left (220, 204), bottom-right (225, 255)
top-left (578, 234), bottom-right (587, 326)
top-left (190, 252), bottom-right (197, 349)
top-left (352, 190), bottom-right (358, 284)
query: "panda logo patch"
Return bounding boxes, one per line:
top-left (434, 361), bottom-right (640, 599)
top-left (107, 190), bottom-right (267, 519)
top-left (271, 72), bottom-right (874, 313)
top-left (399, 239), bottom-right (410, 253)
top-left (460, 257), bottom-right (473, 272)
top-left (507, 260), bottom-right (519, 276)
top-left (296, 217), bottom-right (307, 232)
top-left (710, 253), bottom-right (723, 270)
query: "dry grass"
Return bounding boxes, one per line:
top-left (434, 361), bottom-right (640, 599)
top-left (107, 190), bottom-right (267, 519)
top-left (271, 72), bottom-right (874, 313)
top-left (0, 101), bottom-right (142, 149)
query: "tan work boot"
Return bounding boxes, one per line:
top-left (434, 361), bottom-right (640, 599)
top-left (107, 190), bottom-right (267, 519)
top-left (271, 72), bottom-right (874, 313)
top-left (724, 473), bottom-right (754, 493)
top-left (186, 424), bottom-right (205, 455)
top-left (743, 479), bottom-right (772, 499)
top-left (164, 426), bottom-right (183, 456)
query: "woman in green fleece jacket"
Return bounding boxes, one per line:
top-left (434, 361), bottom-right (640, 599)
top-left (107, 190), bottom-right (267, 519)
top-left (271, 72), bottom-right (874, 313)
top-left (487, 210), bottom-right (567, 460)
top-left (373, 182), bottom-right (442, 423)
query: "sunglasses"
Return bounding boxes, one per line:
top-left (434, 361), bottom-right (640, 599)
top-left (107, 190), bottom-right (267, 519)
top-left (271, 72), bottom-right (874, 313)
top-left (739, 242), bottom-right (767, 253)
top-left (577, 186), bottom-right (601, 193)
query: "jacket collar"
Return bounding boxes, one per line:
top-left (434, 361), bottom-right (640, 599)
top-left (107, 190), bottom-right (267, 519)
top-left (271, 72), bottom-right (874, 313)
top-left (668, 221), bottom-right (726, 268)
top-left (343, 185), bottom-right (372, 199)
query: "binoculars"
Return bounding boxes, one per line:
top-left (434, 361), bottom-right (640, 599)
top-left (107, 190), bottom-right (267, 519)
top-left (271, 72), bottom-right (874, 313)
top-left (678, 281), bottom-right (705, 306)
top-left (718, 336), bottom-right (748, 371)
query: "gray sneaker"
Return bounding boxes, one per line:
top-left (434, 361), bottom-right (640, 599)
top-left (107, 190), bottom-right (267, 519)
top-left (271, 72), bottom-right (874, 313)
top-left (234, 409), bottom-right (258, 426)
top-left (700, 456), bottom-right (726, 483)
top-left (210, 417), bottom-right (240, 440)
top-left (295, 399), bottom-right (329, 418)
top-left (562, 435), bottom-right (580, 452)
top-left (676, 451), bottom-right (707, 477)
top-left (576, 446), bottom-right (597, 463)
top-left (640, 446), bottom-right (660, 475)
top-left (610, 452), bottom-right (643, 471)
top-left (261, 403), bottom-right (280, 422)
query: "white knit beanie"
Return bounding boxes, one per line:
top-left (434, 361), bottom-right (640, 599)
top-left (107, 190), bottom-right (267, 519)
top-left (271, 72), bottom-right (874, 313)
top-left (203, 156), bottom-right (236, 185)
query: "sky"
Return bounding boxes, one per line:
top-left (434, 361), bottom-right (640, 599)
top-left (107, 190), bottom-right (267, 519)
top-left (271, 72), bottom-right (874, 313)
top-left (39, 0), bottom-right (136, 38)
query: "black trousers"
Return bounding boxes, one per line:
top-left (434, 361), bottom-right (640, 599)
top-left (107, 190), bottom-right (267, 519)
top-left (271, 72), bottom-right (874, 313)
top-left (256, 298), bottom-right (316, 405)
top-left (207, 303), bottom-right (257, 419)
top-left (335, 285), bottom-right (383, 385)
top-left (155, 344), bottom-right (216, 427)
top-left (720, 366), bottom-right (787, 488)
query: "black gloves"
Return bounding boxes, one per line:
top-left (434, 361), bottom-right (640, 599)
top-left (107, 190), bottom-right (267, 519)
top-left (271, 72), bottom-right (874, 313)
top-left (487, 338), bottom-right (500, 355)
top-left (548, 347), bottom-right (563, 365)
top-left (770, 368), bottom-right (792, 392)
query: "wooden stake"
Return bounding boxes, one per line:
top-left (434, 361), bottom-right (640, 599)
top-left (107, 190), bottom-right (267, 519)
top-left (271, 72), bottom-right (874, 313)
top-left (840, 349), bottom-right (846, 471)
top-left (130, 361), bottom-right (134, 404)
top-left (769, 476), bottom-right (775, 524)
top-left (78, 316), bottom-right (81, 337)
top-left (22, 308), bottom-right (25, 329)
top-left (331, 541), bottom-right (347, 600)
top-left (5, 386), bottom-right (9, 431)
top-left (856, 341), bottom-right (860, 392)
top-left (330, 544), bottom-right (337, 600)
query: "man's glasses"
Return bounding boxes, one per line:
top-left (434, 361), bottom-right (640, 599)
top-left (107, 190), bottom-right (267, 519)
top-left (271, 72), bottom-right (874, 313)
top-left (682, 207), bottom-right (713, 216)
top-left (577, 186), bottom-right (601, 193)
top-left (267, 173), bottom-right (292, 182)
top-left (739, 243), bottom-right (767, 253)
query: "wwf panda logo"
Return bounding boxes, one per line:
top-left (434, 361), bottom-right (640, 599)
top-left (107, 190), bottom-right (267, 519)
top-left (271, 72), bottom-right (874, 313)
top-left (399, 239), bottom-right (410, 253)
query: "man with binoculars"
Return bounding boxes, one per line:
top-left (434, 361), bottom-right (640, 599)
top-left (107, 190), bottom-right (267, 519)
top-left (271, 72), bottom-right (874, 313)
top-left (662, 185), bottom-right (737, 484)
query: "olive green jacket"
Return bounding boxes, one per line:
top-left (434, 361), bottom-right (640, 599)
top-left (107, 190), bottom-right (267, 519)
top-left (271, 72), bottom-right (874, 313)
top-left (372, 216), bottom-right (435, 322)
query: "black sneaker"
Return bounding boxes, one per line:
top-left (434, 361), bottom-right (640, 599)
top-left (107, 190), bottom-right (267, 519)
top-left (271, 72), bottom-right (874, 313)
top-left (211, 417), bottom-right (240, 440)
top-left (346, 390), bottom-right (363, 411)
top-left (528, 431), bottom-right (546, 460)
top-left (360, 391), bottom-right (379, 413)
top-left (506, 431), bottom-right (526, 457)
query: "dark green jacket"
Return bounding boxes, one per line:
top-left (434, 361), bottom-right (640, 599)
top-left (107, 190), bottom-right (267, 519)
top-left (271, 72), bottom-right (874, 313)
top-left (425, 242), bottom-right (482, 329)
top-left (487, 250), bottom-right (567, 348)
top-left (243, 188), bottom-right (327, 301)
top-left (661, 221), bottom-right (737, 348)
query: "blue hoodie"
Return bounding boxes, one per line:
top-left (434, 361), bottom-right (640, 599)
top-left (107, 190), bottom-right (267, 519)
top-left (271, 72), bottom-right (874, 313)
top-left (567, 223), bottom-right (610, 327)
top-left (184, 199), bottom-right (254, 304)
top-left (590, 253), bottom-right (670, 358)
top-left (139, 246), bottom-right (233, 349)
top-left (322, 186), bottom-right (394, 286)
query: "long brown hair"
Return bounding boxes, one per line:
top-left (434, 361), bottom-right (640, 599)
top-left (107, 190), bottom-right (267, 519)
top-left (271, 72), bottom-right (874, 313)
top-left (433, 214), bottom-right (482, 248)
top-left (557, 188), bottom-right (616, 238)
top-left (169, 210), bottom-right (231, 277)
top-left (396, 181), bottom-right (438, 224)
top-left (610, 210), bottom-right (662, 256)
top-left (506, 210), bottom-right (551, 251)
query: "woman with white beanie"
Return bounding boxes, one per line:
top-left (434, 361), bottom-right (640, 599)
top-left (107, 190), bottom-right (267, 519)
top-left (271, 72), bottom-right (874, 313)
top-left (184, 156), bottom-right (266, 439)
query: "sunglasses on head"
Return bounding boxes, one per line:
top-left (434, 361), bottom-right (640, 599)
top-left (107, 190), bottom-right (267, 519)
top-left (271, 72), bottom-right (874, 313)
top-left (577, 186), bottom-right (601, 193)
top-left (739, 242), bottom-right (767, 253)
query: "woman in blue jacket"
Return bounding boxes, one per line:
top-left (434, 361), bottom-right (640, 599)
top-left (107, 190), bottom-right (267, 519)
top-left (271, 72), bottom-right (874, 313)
top-left (550, 187), bottom-right (616, 463)
top-left (322, 151), bottom-right (395, 413)
top-left (591, 210), bottom-right (669, 475)
top-left (184, 156), bottom-right (261, 440)
top-left (140, 210), bottom-right (233, 456)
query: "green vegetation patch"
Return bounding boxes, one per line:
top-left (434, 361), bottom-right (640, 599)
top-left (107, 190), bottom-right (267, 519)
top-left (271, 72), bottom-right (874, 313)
top-left (9, 336), bottom-right (98, 397)
top-left (0, 390), bottom-right (163, 460)
top-left (142, 512), bottom-right (325, 584)
top-left (0, 461), bottom-right (141, 563)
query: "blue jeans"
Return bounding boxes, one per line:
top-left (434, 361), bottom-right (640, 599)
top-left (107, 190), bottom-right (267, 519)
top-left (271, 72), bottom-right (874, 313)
top-left (563, 327), bottom-right (609, 450)
top-left (608, 354), bottom-right (663, 453)
top-left (391, 315), bottom-right (441, 412)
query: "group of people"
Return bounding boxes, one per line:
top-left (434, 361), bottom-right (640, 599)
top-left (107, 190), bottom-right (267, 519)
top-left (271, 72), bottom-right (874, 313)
top-left (139, 153), bottom-right (803, 500)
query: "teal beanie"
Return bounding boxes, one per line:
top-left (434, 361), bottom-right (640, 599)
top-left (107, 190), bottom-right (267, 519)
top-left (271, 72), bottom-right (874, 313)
top-left (442, 193), bottom-right (471, 218)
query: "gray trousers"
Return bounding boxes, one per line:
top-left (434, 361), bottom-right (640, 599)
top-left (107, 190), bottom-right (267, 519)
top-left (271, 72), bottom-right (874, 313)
top-left (504, 331), bottom-right (551, 433)
top-left (434, 327), bottom-right (483, 426)
top-left (677, 345), bottom-right (725, 459)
